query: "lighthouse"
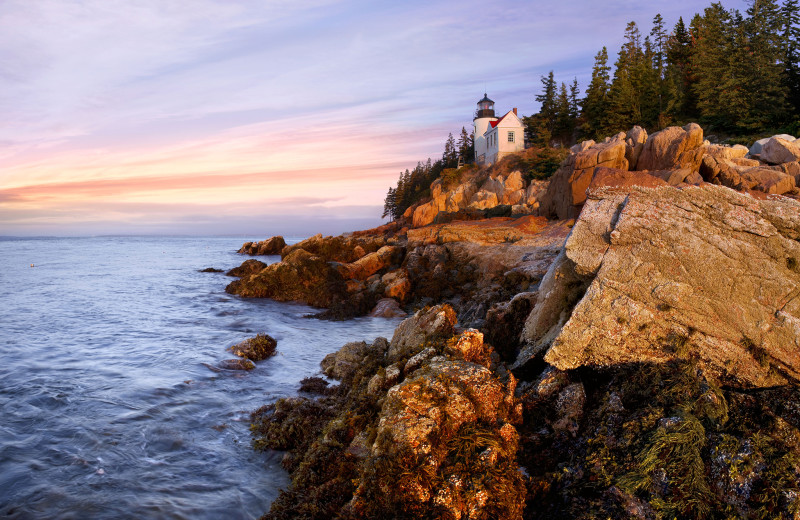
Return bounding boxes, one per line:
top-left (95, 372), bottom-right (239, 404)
top-left (473, 94), bottom-right (498, 165)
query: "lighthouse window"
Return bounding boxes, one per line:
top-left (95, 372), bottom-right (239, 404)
top-left (508, 132), bottom-right (515, 143)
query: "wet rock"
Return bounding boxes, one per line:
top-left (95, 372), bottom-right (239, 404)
top-left (218, 358), bottom-right (255, 370)
top-left (484, 291), bottom-right (538, 362)
top-left (321, 338), bottom-right (388, 382)
top-left (199, 267), bottom-right (223, 273)
top-left (238, 236), bottom-right (286, 255)
top-left (228, 333), bottom-right (278, 361)
top-left (387, 304), bottom-right (458, 362)
top-left (369, 298), bottom-right (407, 318)
top-left (226, 259), bottom-right (267, 277)
top-left (298, 376), bottom-right (330, 394)
top-left (351, 358), bottom-right (524, 519)
top-left (225, 248), bottom-right (345, 308)
top-left (281, 233), bottom-right (385, 263)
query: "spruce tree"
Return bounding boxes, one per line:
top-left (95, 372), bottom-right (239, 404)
top-left (666, 16), bottom-right (696, 120)
top-left (605, 21), bottom-right (645, 134)
top-left (443, 133), bottom-right (458, 167)
top-left (741, 0), bottom-right (789, 129)
top-left (783, 0), bottom-right (800, 117)
top-left (581, 47), bottom-right (611, 139)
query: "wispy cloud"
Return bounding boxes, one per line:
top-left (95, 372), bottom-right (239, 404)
top-left (0, 0), bottom-right (746, 235)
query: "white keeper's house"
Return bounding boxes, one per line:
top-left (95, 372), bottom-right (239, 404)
top-left (473, 93), bottom-right (525, 165)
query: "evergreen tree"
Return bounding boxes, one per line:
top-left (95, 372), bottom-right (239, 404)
top-left (456, 127), bottom-right (474, 163)
top-left (382, 187), bottom-right (396, 219)
top-left (605, 21), bottom-right (646, 134)
top-left (527, 71), bottom-right (558, 145)
top-left (553, 82), bottom-right (574, 146)
top-left (666, 16), bottom-right (696, 120)
top-left (691, 3), bottom-right (744, 130)
top-left (783, 0), bottom-right (800, 116)
top-left (582, 47), bottom-right (612, 139)
top-left (443, 133), bottom-right (458, 167)
top-left (742, 0), bottom-right (789, 129)
top-left (649, 14), bottom-right (673, 127)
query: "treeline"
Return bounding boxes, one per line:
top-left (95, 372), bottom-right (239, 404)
top-left (535, 0), bottom-right (800, 145)
top-left (382, 128), bottom-right (473, 220)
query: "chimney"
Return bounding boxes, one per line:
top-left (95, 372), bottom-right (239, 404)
top-left (513, 107), bottom-right (518, 115)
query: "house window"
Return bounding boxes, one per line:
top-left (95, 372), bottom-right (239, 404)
top-left (508, 131), bottom-right (515, 143)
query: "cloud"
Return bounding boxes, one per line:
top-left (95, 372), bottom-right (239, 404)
top-left (0, 0), bottom-right (749, 235)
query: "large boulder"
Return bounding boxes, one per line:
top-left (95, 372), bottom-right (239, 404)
top-left (637, 123), bottom-right (704, 172)
top-left (589, 167), bottom-right (670, 190)
top-left (516, 184), bottom-right (800, 388)
top-left (750, 134), bottom-right (795, 156)
top-left (337, 245), bottom-right (401, 281)
top-left (625, 125), bottom-right (648, 169)
top-left (226, 258), bottom-right (267, 277)
top-left (281, 233), bottom-right (384, 263)
top-left (740, 167), bottom-right (796, 195)
top-left (412, 201), bottom-right (439, 228)
top-left (468, 189), bottom-right (499, 210)
top-left (369, 298), bottom-right (408, 318)
top-left (225, 248), bottom-right (345, 307)
top-left (760, 137), bottom-right (800, 165)
top-left (238, 236), bottom-right (287, 256)
top-left (539, 135), bottom-right (628, 220)
top-left (388, 304), bottom-right (458, 362)
top-left (228, 333), bottom-right (278, 361)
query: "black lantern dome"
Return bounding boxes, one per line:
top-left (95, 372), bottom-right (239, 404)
top-left (476, 93), bottom-right (495, 119)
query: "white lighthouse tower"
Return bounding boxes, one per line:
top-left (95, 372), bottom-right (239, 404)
top-left (473, 93), bottom-right (498, 165)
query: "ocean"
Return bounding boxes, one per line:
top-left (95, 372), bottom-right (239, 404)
top-left (0, 236), bottom-right (403, 519)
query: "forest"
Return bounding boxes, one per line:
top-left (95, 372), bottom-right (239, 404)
top-left (383, 0), bottom-right (800, 220)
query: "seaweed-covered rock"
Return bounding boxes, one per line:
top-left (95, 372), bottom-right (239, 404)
top-left (226, 258), bottom-right (267, 277)
top-left (218, 358), bottom-right (255, 370)
top-left (228, 333), bottom-right (277, 361)
top-left (349, 357), bottom-right (524, 519)
top-left (225, 249), bottom-right (345, 308)
top-left (238, 236), bottom-right (286, 255)
top-left (281, 233), bottom-right (385, 263)
top-left (369, 298), bottom-right (407, 318)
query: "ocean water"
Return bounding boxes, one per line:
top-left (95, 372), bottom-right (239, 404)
top-left (0, 236), bottom-right (403, 519)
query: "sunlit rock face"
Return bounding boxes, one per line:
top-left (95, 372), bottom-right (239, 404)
top-left (517, 183), bottom-right (800, 389)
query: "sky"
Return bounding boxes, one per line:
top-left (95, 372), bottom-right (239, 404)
top-left (0, 0), bottom-right (746, 236)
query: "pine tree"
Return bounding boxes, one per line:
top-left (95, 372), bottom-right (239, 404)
top-left (553, 82), bottom-right (574, 146)
top-left (691, 3), bottom-right (744, 130)
top-left (382, 187), bottom-right (396, 219)
top-left (527, 71), bottom-right (559, 145)
top-left (582, 47), bottom-right (612, 139)
top-left (666, 16), bottom-right (696, 120)
top-left (443, 133), bottom-right (458, 167)
top-left (536, 71), bottom-right (558, 123)
top-left (783, 0), bottom-right (800, 116)
top-left (742, 0), bottom-right (789, 129)
top-left (456, 127), bottom-right (473, 163)
top-left (605, 21), bottom-right (646, 134)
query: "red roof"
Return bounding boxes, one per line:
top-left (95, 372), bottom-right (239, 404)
top-left (489, 120), bottom-right (499, 128)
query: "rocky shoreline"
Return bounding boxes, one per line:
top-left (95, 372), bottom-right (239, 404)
top-left (230, 124), bottom-right (800, 519)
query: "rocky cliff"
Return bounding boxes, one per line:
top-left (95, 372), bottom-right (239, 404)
top-left (238, 125), bottom-right (800, 520)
